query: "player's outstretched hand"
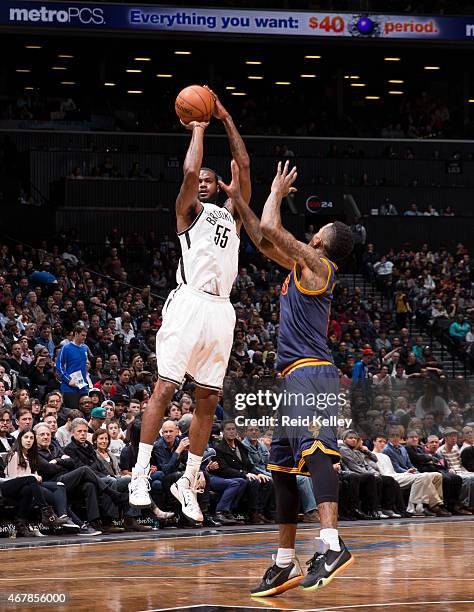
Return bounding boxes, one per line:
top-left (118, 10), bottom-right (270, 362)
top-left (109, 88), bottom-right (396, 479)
top-left (203, 85), bottom-right (229, 121)
top-left (180, 119), bottom-right (209, 131)
top-left (271, 160), bottom-right (298, 197)
top-left (218, 159), bottom-right (242, 200)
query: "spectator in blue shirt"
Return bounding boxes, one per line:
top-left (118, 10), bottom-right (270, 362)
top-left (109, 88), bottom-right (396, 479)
top-left (449, 315), bottom-right (471, 346)
top-left (383, 429), bottom-right (418, 473)
top-left (55, 325), bottom-right (89, 409)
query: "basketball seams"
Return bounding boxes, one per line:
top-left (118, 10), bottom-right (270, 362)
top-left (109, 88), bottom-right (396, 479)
top-left (175, 85), bottom-right (214, 123)
top-left (190, 85), bottom-right (211, 121)
top-left (176, 94), bottom-right (204, 116)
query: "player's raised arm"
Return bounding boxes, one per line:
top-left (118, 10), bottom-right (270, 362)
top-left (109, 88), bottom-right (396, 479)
top-left (175, 120), bottom-right (208, 232)
top-left (260, 161), bottom-right (328, 277)
top-left (205, 86), bottom-right (251, 206)
top-left (219, 160), bottom-right (293, 270)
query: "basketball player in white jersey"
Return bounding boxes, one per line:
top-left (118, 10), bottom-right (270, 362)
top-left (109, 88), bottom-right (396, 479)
top-left (129, 88), bottom-right (250, 523)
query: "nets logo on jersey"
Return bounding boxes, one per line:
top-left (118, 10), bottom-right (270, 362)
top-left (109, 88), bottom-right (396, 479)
top-left (306, 195), bottom-right (333, 214)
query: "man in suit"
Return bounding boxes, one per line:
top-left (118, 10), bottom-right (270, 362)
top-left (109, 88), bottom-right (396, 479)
top-left (405, 430), bottom-right (459, 515)
top-left (214, 420), bottom-right (272, 524)
top-left (383, 428), bottom-right (444, 516)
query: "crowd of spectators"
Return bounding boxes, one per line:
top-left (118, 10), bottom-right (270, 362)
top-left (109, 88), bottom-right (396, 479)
top-left (0, 228), bottom-right (472, 537)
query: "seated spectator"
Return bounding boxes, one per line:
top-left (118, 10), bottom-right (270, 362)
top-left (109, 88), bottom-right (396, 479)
top-left (404, 431), bottom-right (452, 515)
top-left (87, 406), bottom-right (107, 438)
top-left (55, 409), bottom-right (83, 448)
top-left (63, 417), bottom-right (127, 533)
top-left (92, 428), bottom-right (151, 532)
top-left (449, 314), bottom-right (471, 347)
top-left (339, 430), bottom-right (397, 519)
top-left (119, 419), bottom-right (173, 522)
top-left (0, 408), bottom-right (14, 452)
top-left (382, 428), bottom-right (446, 516)
top-left (11, 407), bottom-right (33, 439)
top-left (214, 421), bottom-right (272, 525)
top-left (151, 420), bottom-right (216, 526)
top-left (5, 429), bottom-right (72, 530)
top-left (242, 425), bottom-right (274, 520)
top-left (437, 428), bottom-right (474, 511)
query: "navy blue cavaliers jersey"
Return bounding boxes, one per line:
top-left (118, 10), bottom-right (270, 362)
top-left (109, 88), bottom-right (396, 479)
top-left (276, 257), bottom-right (337, 374)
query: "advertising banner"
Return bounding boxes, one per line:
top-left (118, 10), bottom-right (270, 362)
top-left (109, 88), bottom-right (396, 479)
top-left (2, 2), bottom-right (474, 41)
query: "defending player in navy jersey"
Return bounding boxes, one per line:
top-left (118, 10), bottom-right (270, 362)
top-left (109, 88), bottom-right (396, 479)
top-left (219, 160), bottom-right (354, 597)
top-left (129, 89), bottom-right (250, 526)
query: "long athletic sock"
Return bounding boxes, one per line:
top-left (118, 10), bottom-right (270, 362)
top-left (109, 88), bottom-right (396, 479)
top-left (136, 442), bottom-right (153, 471)
top-left (320, 528), bottom-right (340, 552)
top-left (275, 548), bottom-right (295, 569)
top-left (183, 452), bottom-right (202, 484)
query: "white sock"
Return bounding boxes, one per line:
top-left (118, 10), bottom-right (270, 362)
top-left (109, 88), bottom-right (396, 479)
top-left (320, 528), bottom-right (340, 552)
top-left (136, 442), bottom-right (153, 471)
top-left (183, 452), bottom-right (202, 483)
top-left (275, 548), bottom-right (295, 568)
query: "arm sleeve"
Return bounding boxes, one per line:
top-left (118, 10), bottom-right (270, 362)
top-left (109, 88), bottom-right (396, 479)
top-left (55, 345), bottom-right (72, 384)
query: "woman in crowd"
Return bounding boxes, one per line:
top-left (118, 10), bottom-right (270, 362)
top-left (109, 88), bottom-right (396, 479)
top-left (119, 420), bottom-right (173, 522)
top-left (11, 389), bottom-right (30, 415)
top-left (129, 354), bottom-right (145, 384)
top-left (3, 429), bottom-right (71, 535)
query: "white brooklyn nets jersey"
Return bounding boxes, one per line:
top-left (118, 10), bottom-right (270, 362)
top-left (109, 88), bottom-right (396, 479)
top-left (176, 202), bottom-right (239, 297)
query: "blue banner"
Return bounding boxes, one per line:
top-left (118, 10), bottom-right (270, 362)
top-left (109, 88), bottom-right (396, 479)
top-left (2, 1), bottom-right (474, 40)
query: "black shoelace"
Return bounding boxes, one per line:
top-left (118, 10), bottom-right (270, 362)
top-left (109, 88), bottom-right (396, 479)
top-left (306, 552), bottom-right (326, 574)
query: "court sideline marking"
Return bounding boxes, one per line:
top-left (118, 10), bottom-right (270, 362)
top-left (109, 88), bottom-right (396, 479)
top-left (138, 601), bottom-right (474, 612)
top-left (1, 520), bottom-right (471, 551)
top-left (1, 576), bottom-right (472, 581)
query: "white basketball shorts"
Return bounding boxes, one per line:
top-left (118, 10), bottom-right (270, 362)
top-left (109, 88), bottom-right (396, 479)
top-left (156, 284), bottom-right (236, 390)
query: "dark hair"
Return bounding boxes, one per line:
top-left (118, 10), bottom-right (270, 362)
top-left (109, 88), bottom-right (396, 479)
top-left (126, 418), bottom-right (142, 463)
top-left (324, 221), bottom-right (355, 263)
top-left (200, 167), bottom-right (220, 183)
top-left (92, 428), bottom-right (110, 447)
top-left (133, 389), bottom-right (148, 403)
top-left (73, 324), bottom-right (85, 335)
top-left (101, 376), bottom-right (113, 384)
top-left (16, 407), bottom-right (33, 420)
top-left (67, 409), bottom-right (84, 421)
top-left (7, 428), bottom-right (39, 472)
top-left (222, 420), bottom-right (236, 430)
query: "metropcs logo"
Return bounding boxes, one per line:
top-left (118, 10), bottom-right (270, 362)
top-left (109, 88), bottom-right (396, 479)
top-left (9, 6), bottom-right (105, 25)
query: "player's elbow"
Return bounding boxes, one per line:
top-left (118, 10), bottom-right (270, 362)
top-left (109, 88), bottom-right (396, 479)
top-left (238, 155), bottom-right (250, 170)
top-left (182, 168), bottom-right (199, 183)
top-left (260, 220), bottom-right (276, 239)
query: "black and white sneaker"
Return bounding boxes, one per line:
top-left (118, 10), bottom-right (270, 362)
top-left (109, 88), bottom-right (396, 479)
top-left (251, 555), bottom-right (304, 597)
top-left (300, 538), bottom-right (354, 591)
top-left (80, 523), bottom-right (102, 536)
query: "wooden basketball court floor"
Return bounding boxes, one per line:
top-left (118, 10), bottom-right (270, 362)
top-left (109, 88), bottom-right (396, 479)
top-left (1, 520), bottom-right (473, 612)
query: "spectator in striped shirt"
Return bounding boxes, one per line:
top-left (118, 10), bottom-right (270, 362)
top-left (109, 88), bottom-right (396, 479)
top-left (437, 428), bottom-right (474, 511)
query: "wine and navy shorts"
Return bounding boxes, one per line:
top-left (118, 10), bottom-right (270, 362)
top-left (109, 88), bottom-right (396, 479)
top-left (267, 360), bottom-right (342, 476)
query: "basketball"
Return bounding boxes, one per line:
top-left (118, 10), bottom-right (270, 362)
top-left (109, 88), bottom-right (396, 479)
top-left (175, 85), bottom-right (215, 124)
